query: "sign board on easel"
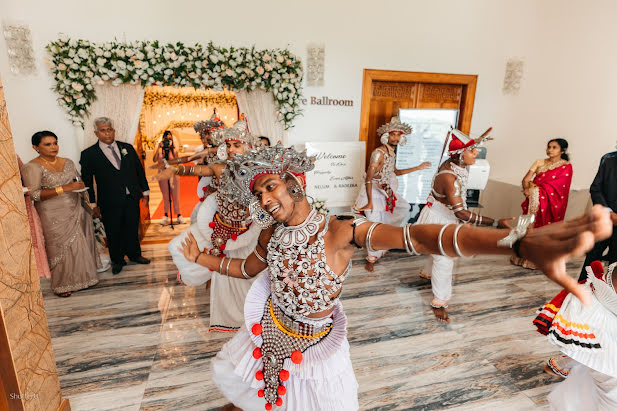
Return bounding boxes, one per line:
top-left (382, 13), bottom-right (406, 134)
top-left (304, 141), bottom-right (366, 207)
top-left (395, 109), bottom-right (459, 204)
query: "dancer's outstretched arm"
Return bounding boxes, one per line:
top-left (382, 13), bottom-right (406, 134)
top-left (348, 205), bottom-right (611, 305)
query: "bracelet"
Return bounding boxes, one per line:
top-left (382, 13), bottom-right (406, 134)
top-left (194, 252), bottom-right (201, 263)
top-left (497, 214), bottom-right (535, 248)
top-left (403, 224), bottom-right (419, 255)
top-left (219, 257), bottom-right (226, 273)
top-left (253, 249), bottom-right (267, 263)
top-left (477, 216), bottom-right (483, 226)
top-left (365, 222), bottom-right (380, 254)
top-left (225, 258), bottom-right (232, 276)
top-left (364, 181), bottom-right (372, 185)
top-left (437, 224), bottom-right (455, 256)
top-left (55, 186), bottom-right (64, 195)
top-left (240, 259), bottom-right (251, 279)
top-left (190, 165), bottom-right (195, 175)
top-left (452, 224), bottom-right (472, 258)
top-left (492, 220), bottom-right (499, 228)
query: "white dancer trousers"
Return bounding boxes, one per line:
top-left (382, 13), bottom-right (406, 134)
top-left (415, 201), bottom-right (458, 306)
top-left (549, 362), bottom-right (617, 410)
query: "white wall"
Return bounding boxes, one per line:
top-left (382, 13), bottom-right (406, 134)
top-left (0, 0), bottom-right (615, 189)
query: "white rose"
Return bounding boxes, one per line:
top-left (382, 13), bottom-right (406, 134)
top-left (77, 48), bottom-right (88, 58)
top-left (103, 51), bottom-right (111, 58)
top-left (76, 97), bottom-right (86, 105)
top-left (94, 48), bottom-right (103, 56)
top-left (276, 56), bottom-right (284, 63)
top-left (71, 82), bottom-right (84, 91)
top-left (116, 60), bottom-right (127, 69)
top-left (68, 49), bottom-right (76, 57)
top-left (117, 50), bottom-right (126, 58)
top-left (263, 55), bottom-right (271, 61)
top-left (58, 63), bottom-right (67, 71)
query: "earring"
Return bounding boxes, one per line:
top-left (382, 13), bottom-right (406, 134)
top-left (249, 198), bottom-right (275, 228)
top-left (380, 133), bottom-right (389, 145)
top-left (283, 173), bottom-right (305, 202)
top-left (217, 144), bottom-right (227, 160)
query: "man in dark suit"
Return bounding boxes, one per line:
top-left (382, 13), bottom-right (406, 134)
top-left (80, 117), bottom-right (151, 274)
top-left (578, 146), bottom-right (617, 280)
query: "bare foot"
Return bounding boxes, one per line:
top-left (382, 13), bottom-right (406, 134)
top-left (431, 306), bottom-right (450, 323)
top-left (419, 271), bottom-right (431, 282)
top-left (56, 292), bottom-right (71, 298)
top-left (221, 404), bottom-right (242, 411)
top-left (364, 261), bottom-right (375, 272)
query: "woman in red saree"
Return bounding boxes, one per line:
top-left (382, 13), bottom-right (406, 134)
top-left (512, 138), bottom-right (573, 268)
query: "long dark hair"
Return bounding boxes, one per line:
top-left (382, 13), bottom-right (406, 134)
top-left (548, 138), bottom-right (569, 161)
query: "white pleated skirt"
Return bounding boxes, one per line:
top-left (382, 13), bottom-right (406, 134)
top-left (212, 274), bottom-right (359, 410)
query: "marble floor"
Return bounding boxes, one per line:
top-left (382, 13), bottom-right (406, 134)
top-left (40, 224), bottom-right (583, 410)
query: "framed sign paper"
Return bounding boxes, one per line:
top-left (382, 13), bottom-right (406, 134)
top-left (304, 141), bottom-right (366, 207)
top-left (395, 109), bottom-right (459, 204)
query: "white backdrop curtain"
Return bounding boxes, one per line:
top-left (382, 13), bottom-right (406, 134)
top-left (77, 83), bottom-right (145, 150)
top-left (234, 88), bottom-right (287, 145)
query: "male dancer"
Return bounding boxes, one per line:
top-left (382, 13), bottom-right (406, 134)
top-left (416, 127), bottom-right (509, 322)
top-left (153, 119), bottom-right (262, 332)
top-left (178, 144), bottom-right (610, 411)
top-left (356, 116), bottom-right (430, 271)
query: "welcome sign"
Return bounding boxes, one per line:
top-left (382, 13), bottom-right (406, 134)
top-left (304, 141), bottom-right (366, 207)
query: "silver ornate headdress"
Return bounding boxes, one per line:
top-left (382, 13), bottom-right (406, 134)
top-left (193, 109), bottom-right (225, 137)
top-left (219, 145), bottom-right (315, 227)
top-left (448, 127), bottom-right (493, 155)
top-left (210, 117), bottom-right (261, 160)
top-left (377, 116), bottom-right (412, 145)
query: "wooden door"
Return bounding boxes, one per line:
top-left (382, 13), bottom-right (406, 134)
top-left (359, 70), bottom-right (477, 167)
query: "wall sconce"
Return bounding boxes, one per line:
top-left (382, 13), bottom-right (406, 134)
top-left (2, 22), bottom-right (37, 75)
top-left (306, 43), bottom-right (325, 87)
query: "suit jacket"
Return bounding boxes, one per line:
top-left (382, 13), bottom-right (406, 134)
top-left (590, 154), bottom-right (617, 212)
top-left (80, 141), bottom-right (149, 208)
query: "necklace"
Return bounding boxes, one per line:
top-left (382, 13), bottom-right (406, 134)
top-left (40, 156), bottom-right (58, 165)
top-left (271, 208), bottom-right (324, 248)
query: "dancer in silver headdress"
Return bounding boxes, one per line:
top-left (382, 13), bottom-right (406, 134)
top-left (355, 116), bottom-right (430, 272)
top-left (153, 119), bottom-right (263, 332)
top-left (177, 144), bottom-right (609, 411)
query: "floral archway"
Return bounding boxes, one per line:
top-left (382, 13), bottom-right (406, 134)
top-left (45, 37), bottom-right (303, 148)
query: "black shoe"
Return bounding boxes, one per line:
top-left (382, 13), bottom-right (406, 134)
top-left (112, 263), bottom-right (124, 275)
top-left (130, 256), bottom-right (150, 265)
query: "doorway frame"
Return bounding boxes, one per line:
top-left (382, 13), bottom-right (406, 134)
top-left (358, 69), bottom-right (478, 143)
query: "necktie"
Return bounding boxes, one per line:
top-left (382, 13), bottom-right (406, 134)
top-left (108, 145), bottom-right (121, 169)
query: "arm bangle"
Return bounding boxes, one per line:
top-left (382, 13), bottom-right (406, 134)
top-left (403, 224), bottom-right (419, 256)
top-left (55, 186), bottom-right (64, 195)
top-left (240, 259), bottom-right (251, 279)
top-left (218, 257), bottom-right (226, 273)
top-left (365, 222), bottom-right (380, 254)
top-left (438, 224), bottom-right (455, 256)
top-left (225, 258), bottom-right (232, 276)
top-left (253, 249), bottom-right (267, 263)
top-left (452, 224), bottom-right (472, 258)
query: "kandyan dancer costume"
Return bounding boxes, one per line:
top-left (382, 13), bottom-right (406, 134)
top-left (416, 127), bottom-right (507, 322)
top-left (535, 261), bottom-right (617, 410)
top-left (173, 144), bottom-right (600, 410)
top-left (193, 110), bottom-right (226, 214)
top-left (355, 116), bottom-right (430, 271)
top-left (163, 119), bottom-right (263, 332)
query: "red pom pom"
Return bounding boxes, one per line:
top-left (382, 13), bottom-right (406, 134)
top-left (252, 323), bottom-right (263, 335)
top-left (255, 370), bottom-right (263, 380)
top-left (208, 222), bottom-right (215, 229)
top-left (290, 350), bottom-right (302, 364)
top-left (231, 233), bottom-right (238, 241)
top-left (279, 369), bottom-right (289, 381)
top-left (265, 404), bottom-right (272, 411)
top-left (277, 385), bottom-right (286, 396)
top-left (275, 398), bottom-right (283, 407)
top-left (257, 389), bottom-right (264, 398)
top-left (202, 186), bottom-right (207, 191)
top-left (199, 197), bottom-right (205, 202)
top-left (252, 347), bottom-right (262, 359)
top-left (219, 244), bottom-right (226, 251)
top-left (590, 260), bottom-right (605, 279)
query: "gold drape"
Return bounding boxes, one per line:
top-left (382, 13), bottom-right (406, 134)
top-left (139, 86), bottom-right (238, 149)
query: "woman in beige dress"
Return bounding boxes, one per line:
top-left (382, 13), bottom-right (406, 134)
top-left (21, 131), bottom-right (100, 297)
